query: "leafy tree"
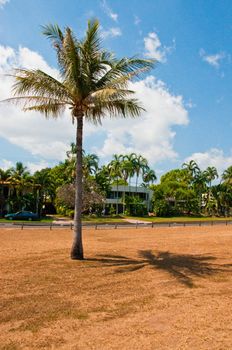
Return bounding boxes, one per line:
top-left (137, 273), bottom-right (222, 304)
top-left (6, 20), bottom-right (154, 259)
top-left (124, 194), bottom-right (147, 216)
top-left (56, 177), bottom-right (105, 215)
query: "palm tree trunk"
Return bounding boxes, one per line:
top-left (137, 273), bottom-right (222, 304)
top-left (71, 115), bottom-right (84, 260)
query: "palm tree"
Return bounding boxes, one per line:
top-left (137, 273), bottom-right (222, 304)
top-left (7, 162), bottom-right (32, 212)
top-left (9, 162), bottom-right (30, 181)
top-left (133, 154), bottom-right (148, 191)
top-left (108, 154), bottom-right (124, 215)
top-left (122, 153), bottom-right (136, 191)
top-left (203, 166), bottom-right (218, 189)
top-left (222, 166), bottom-right (232, 184)
top-left (5, 20), bottom-right (154, 259)
top-left (83, 152), bottom-right (99, 175)
top-left (182, 160), bottom-right (200, 178)
top-left (143, 169), bottom-right (157, 186)
top-left (0, 168), bottom-right (12, 182)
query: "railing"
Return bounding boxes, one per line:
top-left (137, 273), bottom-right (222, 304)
top-left (0, 220), bottom-right (232, 230)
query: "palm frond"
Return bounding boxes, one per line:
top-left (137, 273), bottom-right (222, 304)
top-left (24, 102), bottom-right (66, 118)
top-left (88, 87), bottom-right (134, 102)
top-left (42, 23), bottom-right (64, 44)
top-left (81, 19), bottom-right (101, 57)
top-left (61, 27), bottom-right (83, 95)
top-left (42, 24), bottom-right (66, 74)
top-left (12, 69), bottom-right (72, 102)
top-left (86, 97), bottom-right (143, 124)
top-left (95, 57), bottom-right (155, 90)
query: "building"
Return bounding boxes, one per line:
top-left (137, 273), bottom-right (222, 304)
top-left (105, 185), bottom-right (153, 214)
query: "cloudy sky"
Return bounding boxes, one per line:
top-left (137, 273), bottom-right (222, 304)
top-left (0, 0), bottom-right (232, 177)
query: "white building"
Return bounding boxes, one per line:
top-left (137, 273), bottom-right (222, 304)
top-left (105, 185), bottom-right (153, 214)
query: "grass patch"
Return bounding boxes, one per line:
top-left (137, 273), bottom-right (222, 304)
top-left (82, 215), bottom-right (124, 223)
top-left (125, 215), bottom-right (232, 222)
top-left (0, 216), bottom-right (53, 223)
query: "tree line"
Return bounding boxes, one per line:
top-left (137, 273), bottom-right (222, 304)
top-left (152, 160), bottom-right (232, 217)
top-left (1, 153), bottom-right (232, 218)
top-left (0, 145), bottom-right (156, 218)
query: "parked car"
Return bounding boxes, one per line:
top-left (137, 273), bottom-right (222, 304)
top-left (5, 211), bottom-right (40, 221)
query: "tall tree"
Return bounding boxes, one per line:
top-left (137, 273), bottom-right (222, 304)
top-left (133, 154), bottom-right (148, 191)
top-left (203, 166), bottom-right (218, 189)
top-left (108, 154), bottom-right (124, 214)
top-left (5, 20), bottom-right (154, 259)
top-left (222, 166), bottom-right (232, 184)
top-left (143, 169), bottom-right (157, 186)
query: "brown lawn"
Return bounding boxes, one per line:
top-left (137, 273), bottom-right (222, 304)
top-left (0, 226), bottom-right (232, 350)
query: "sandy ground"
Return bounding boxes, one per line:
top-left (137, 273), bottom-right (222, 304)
top-left (0, 226), bottom-right (232, 350)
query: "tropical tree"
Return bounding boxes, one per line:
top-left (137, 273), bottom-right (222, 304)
top-left (83, 152), bottom-right (99, 176)
top-left (182, 160), bottom-right (200, 180)
top-left (121, 153), bottom-right (136, 190)
top-left (222, 166), bottom-right (232, 184)
top-left (133, 154), bottom-right (148, 191)
top-left (142, 169), bottom-right (157, 187)
top-left (5, 20), bottom-right (154, 259)
top-left (0, 168), bottom-right (12, 182)
top-left (33, 168), bottom-right (55, 216)
top-left (107, 154), bottom-right (124, 214)
top-left (203, 166), bottom-right (218, 189)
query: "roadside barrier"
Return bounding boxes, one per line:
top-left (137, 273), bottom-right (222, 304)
top-left (0, 220), bottom-right (232, 230)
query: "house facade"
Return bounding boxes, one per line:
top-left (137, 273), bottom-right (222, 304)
top-left (105, 185), bottom-right (153, 214)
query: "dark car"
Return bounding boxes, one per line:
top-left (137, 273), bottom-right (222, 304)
top-left (5, 211), bottom-right (40, 221)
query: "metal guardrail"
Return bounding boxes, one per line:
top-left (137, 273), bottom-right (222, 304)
top-left (0, 220), bottom-right (232, 230)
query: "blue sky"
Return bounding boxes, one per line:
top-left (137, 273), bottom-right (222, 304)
top-left (0, 0), bottom-right (232, 177)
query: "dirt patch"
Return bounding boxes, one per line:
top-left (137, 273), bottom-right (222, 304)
top-left (0, 226), bottom-right (232, 349)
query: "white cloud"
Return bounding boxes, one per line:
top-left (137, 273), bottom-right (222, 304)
top-left (101, 0), bottom-right (118, 21)
top-left (0, 159), bottom-right (13, 170)
top-left (199, 49), bottom-right (225, 68)
top-left (184, 148), bottom-right (232, 176)
top-left (93, 76), bottom-right (189, 165)
top-left (144, 32), bottom-right (175, 63)
top-left (0, 0), bottom-right (9, 8)
top-left (101, 27), bottom-right (122, 39)
top-left (26, 160), bottom-right (51, 173)
top-left (0, 158), bottom-right (50, 173)
top-left (0, 45), bottom-right (189, 168)
top-left (0, 45), bottom-right (76, 161)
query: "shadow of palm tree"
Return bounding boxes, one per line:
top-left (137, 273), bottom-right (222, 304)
top-left (87, 251), bottom-right (231, 287)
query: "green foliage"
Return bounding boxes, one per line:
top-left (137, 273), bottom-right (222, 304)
top-left (153, 199), bottom-right (176, 217)
top-left (124, 195), bottom-right (147, 217)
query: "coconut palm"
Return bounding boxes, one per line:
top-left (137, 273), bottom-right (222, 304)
top-left (5, 20), bottom-right (154, 259)
top-left (133, 154), bottom-right (148, 191)
top-left (222, 166), bottom-right (232, 184)
top-left (0, 168), bottom-right (12, 182)
top-left (121, 153), bottom-right (136, 191)
top-left (182, 160), bottom-right (200, 178)
top-left (83, 152), bottom-right (99, 175)
top-left (203, 166), bottom-right (218, 189)
top-left (108, 154), bottom-right (124, 214)
top-left (143, 169), bottom-right (157, 186)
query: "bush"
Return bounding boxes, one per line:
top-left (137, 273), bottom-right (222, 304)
top-left (153, 200), bottom-right (177, 217)
top-left (124, 195), bottom-right (148, 217)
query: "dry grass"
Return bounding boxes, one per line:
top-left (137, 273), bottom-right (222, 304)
top-left (0, 226), bottom-right (232, 350)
